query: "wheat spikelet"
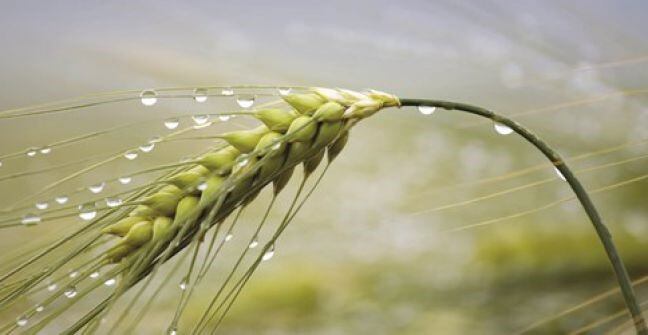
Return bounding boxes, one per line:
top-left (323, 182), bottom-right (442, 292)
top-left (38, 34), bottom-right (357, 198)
top-left (0, 87), bottom-right (399, 334)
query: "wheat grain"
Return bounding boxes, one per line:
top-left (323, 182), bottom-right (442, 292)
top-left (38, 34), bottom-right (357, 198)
top-left (0, 87), bottom-right (398, 333)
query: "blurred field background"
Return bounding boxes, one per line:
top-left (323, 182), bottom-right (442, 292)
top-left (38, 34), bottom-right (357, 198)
top-left (0, 1), bottom-right (647, 334)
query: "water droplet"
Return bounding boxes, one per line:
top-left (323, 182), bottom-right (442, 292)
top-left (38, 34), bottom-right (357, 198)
top-left (35, 305), bottom-right (44, 313)
top-left (248, 239), bottom-right (259, 249)
top-left (197, 182), bottom-right (208, 191)
top-left (90, 271), bottom-right (100, 279)
top-left (78, 203), bottom-right (97, 221)
top-left (148, 136), bottom-right (162, 143)
top-left (26, 148), bottom-right (37, 157)
top-left (168, 327), bottom-right (178, 335)
top-left (21, 213), bottom-right (41, 226)
top-left (140, 90), bottom-right (158, 106)
top-left (271, 141), bottom-right (282, 151)
top-left (236, 95), bottom-right (255, 108)
top-left (0, 161), bottom-right (3, 168)
top-left (105, 197), bottom-right (123, 207)
top-left (104, 278), bottom-right (116, 286)
top-left (225, 234), bottom-right (233, 242)
top-left (35, 201), bottom-right (49, 210)
top-left (88, 182), bottom-right (105, 194)
top-left (139, 142), bottom-right (155, 153)
top-left (47, 283), bottom-right (57, 291)
top-left (278, 87), bottom-right (292, 96)
top-left (194, 122), bottom-right (210, 131)
top-left (262, 244), bottom-right (275, 261)
top-left (164, 118), bottom-right (180, 130)
top-left (218, 115), bottom-right (230, 122)
top-left (193, 88), bottom-right (208, 103)
top-left (16, 316), bottom-right (28, 327)
top-left (63, 286), bottom-right (77, 298)
top-left (418, 106), bottom-right (436, 115)
top-left (554, 167), bottom-right (566, 181)
top-left (124, 151), bottom-right (138, 160)
top-left (55, 195), bottom-right (69, 204)
top-left (39, 146), bottom-right (52, 154)
top-left (192, 114), bottom-right (210, 125)
top-left (221, 87), bottom-right (234, 96)
top-left (179, 280), bottom-right (187, 290)
top-left (118, 176), bottom-right (132, 185)
top-left (69, 271), bottom-right (79, 278)
top-left (494, 122), bottom-right (513, 135)
top-left (237, 155), bottom-right (249, 167)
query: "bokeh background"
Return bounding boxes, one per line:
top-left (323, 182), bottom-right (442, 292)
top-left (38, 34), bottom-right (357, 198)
top-left (0, 1), bottom-right (647, 334)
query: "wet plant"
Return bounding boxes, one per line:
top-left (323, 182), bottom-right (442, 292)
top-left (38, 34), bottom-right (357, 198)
top-left (0, 86), bottom-right (645, 334)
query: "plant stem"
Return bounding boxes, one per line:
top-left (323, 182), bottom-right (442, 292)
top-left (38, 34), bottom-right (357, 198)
top-left (398, 98), bottom-right (647, 335)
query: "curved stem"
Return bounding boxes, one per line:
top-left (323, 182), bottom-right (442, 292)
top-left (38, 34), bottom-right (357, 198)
top-left (398, 98), bottom-right (647, 334)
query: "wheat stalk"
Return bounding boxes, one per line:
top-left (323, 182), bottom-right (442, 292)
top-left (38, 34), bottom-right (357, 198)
top-left (0, 87), bottom-right (644, 334)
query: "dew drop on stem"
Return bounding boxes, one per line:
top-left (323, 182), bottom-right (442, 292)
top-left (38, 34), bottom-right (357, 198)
top-left (55, 195), bottom-right (69, 204)
top-left (164, 118), bottom-right (180, 130)
top-left (21, 213), bottom-right (41, 226)
top-left (262, 244), bottom-right (275, 261)
top-left (78, 203), bottom-right (97, 221)
top-left (494, 122), bottom-right (513, 135)
top-left (16, 316), bottom-right (28, 327)
top-left (236, 95), bottom-right (255, 108)
top-left (64, 286), bottom-right (78, 298)
top-left (193, 88), bottom-right (208, 103)
top-left (88, 182), bottom-right (105, 194)
top-left (140, 90), bottom-right (158, 106)
top-left (418, 106), bottom-right (436, 115)
top-left (124, 150), bottom-right (138, 160)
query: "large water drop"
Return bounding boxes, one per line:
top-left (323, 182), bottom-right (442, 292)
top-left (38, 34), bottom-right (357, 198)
top-left (78, 203), bottom-right (97, 221)
top-left (193, 88), bottom-right (208, 103)
top-left (124, 151), bottom-right (138, 160)
top-left (164, 118), bottom-right (180, 130)
top-left (262, 244), bottom-right (275, 261)
top-left (192, 114), bottom-right (210, 125)
top-left (139, 143), bottom-right (155, 153)
top-left (105, 197), bottom-right (123, 208)
top-left (418, 106), bottom-right (436, 115)
top-left (494, 123), bottom-right (513, 135)
top-left (236, 95), bottom-right (255, 108)
top-left (55, 195), bottom-right (69, 204)
top-left (140, 90), bottom-right (158, 106)
top-left (88, 182), bottom-right (105, 194)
